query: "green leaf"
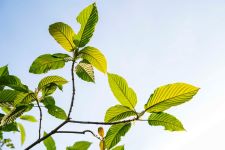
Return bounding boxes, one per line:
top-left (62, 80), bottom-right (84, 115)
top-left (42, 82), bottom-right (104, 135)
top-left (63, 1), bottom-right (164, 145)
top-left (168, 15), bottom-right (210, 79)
top-left (45, 105), bottom-right (67, 120)
top-left (42, 96), bottom-right (55, 106)
top-left (112, 145), bottom-right (125, 150)
top-left (0, 105), bottom-right (28, 126)
top-left (43, 131), bottom-right (56, 150)
top-left (66, 141), bottom-right (92, 150)
top-left (79, 46), bottom-right (107, 73)
top-left (38, 75), bottom-right (68, 91)
top-left (17, 123), bottom-right (26, 145)
top-left (0, 122), bottom-right (19, 132)
top-left (107, 73), bottom-right (137, 110)
top-left (0, 65), bottom-right (9, 77)
top-left (14, 92), bottom-right (35, 106)
top-left (0, 90), bottom-right (18, 107)
top-left (104, 105), bottom-right (136, 123)
top-left (148, 112), bottom-right (185, 131)
top-left (144, 83), bottom-right (200, 113)
top-left (20, 115), bottom-right (37, 122)
top-left (75, 3), bottom-right (98, 47)
top-left (49, 22), bottom-right (76, 51)
top-left (0, 75), bottom-right (28, 92)
top-left (105, 123), bottom-right (131, 149)
top-left (41, 83), bottom-right (58, 96)
top-left (29, 53), bottom-right (71, 74)
top-left (75, 60), bottom-right (95, 82)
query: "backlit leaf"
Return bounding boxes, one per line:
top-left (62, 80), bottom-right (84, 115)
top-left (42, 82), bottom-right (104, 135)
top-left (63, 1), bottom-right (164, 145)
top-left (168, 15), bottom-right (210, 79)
top-left (79, 46), bottom-right (107, 73)
top-left (75, 60), bottom-right (95, 82)
top-left (148, 112), bottom-right (185, 131)
top-left (29, 53), bottom-right (71, 74)
top-left (105, 123), bottom-right (131, 149)
top-left (112, 145), bottom-right (125, 150)
top-left (0, 90), bottom-right (18, 107)
top-left (75, 3), bottom-right (98, 47)
top-left (43, 131), bottom-right (56, 150)
top-left (66, 141), bottom-right (91, 150)
top-left (38, 76), bottom-right (68, 91)
top-left (20, 115), bottom-right (37, 122)
top-left (17, 123), bottom-right (26, 145)
top-left (45, 105), bottom-right (67, 120)
top-left (0, 65), bottom-right (9, 77)
top-left (104, 105), bottom-right (136, 123)
top-left (108, 73), bottom-right (137, 110)
top-left (49, 22), bottom-right (76, 51)
top-left (145, 83), bottom-right (199, 112)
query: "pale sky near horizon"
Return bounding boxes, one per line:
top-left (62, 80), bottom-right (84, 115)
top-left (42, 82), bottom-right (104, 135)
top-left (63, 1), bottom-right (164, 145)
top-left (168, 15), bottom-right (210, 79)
top-left (1, 0), bottom-right (225, 150)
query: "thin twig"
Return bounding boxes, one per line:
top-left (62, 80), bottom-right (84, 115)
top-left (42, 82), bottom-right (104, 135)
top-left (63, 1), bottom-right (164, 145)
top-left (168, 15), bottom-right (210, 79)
top-left (56, 130), bottom-right (101, 140)
top-left (35, 99), bottom-right (42, 139)
top-left (24, 120), bottom-right (68, 150)
top-left (68, 117), bottom-right (138, 125)
top-left (67, 52), bottom-right (77, 119)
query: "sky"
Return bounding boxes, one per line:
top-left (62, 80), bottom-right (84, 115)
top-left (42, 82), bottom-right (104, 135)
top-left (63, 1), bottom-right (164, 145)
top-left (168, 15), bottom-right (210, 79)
top-left (1, 0), bottom-right (225, 149)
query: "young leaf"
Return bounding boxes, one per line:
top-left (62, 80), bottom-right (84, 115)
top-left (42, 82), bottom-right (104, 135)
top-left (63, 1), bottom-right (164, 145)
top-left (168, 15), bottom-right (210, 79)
top-left (66, 141), bottom-right (92, 150)
top-left (29, 53), bottom-right (71, 74)
top-left (0, 65), bottom-right (9, 76)
top-left (112, 145), bottom-right (125, 150)
top-left (104, 105), bottom-right (136, 123)
top-left (75, 60), bottom-right (95, 82)
top-left (0, 90), bottom-right (18, 107)
top-left (107, 73), bottom-right (137, 110)
top-left (20, 115), bottom-right (37, 122)
top-left (49, 22), bottom-right (76, 51)
top-left (75, 3), bottom-right (98, 47)
top-left (0, 105), bottom-right (28, 126)
top-left (17, 123), bottom-right (26, 145)
top-left (38, 75), bottom-right (68, 91)
top-left (45, 105), bottom-right (67, 120)
top-left (148, 112), bottom-right (185, 131)
top-left (144, 83), bottom-right (199, 113)
top-left (42, 83), bottom-right (58, 96)
top-left (43, 132), bottom-right (56, 150)
top-left (98, 127), bottom-right (104, 137)
top-left (79, 46), bottom-right (107, 73)
top-left (105, 123), bottom-right (131, 149)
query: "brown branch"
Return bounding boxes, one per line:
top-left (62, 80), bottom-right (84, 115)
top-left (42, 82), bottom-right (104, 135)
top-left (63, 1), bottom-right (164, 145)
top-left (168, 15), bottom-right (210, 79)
top-left (56, 130), bottom-right (101, 140)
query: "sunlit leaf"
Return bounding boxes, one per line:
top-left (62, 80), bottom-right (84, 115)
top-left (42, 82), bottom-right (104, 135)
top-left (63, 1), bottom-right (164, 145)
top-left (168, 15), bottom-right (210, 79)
top-left (38, 76), bottom-right (68, 91)
top-left (108, 73), bottom-right (137, 110)
top-left (45, 105), bottom-right (67, 120)
top-left (49, 22), bottom-right (76, 51)
top-left (17, 123), bottom-right (26, 145)
top-left (14, 92), bottom-right (35, 106)
top-left (79, 46), bottom-right (107, 73)
top-left (0, 90), bottom-right (18, 107)
top-left (43, 131), bottom-right (56, 150)
top-left (0, 105), bottom-right (28, 126)
top-left (145, 83), bottom-right (199, 113)
top-left (105, 123), bottom-right (131, 149)
top-left (0, 65), bottom-right (9, 77)
top-left (29, 53), bottom-right (71, 74)
top-left (20, 115), bottom-right (37, 122)
top-left (75, 3), bottom-right (98, 47)
top-left (66, 141), bottom-right (91, 150)
top-left (75, 60), bottom-right (95, 82)
top-left (148, 112), bottom-right (185, 131)
top-left (112, 145), bottom-right (125, 150)
top-left (104, 105), bottom-right (136, 123)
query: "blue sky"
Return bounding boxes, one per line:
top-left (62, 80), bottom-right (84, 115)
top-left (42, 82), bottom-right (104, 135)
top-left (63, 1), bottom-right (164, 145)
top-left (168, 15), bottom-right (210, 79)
top-left (1, 0), bottom-right (225, 149)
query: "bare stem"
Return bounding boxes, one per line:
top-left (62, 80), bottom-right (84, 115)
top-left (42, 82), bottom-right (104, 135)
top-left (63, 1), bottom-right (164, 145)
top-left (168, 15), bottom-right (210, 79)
top-left (67, 53), bottom-right (76, 119)
top-left (35, 99), bottom-right (42, 139)
top-left (56, 130), bottom-right (101, 140)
